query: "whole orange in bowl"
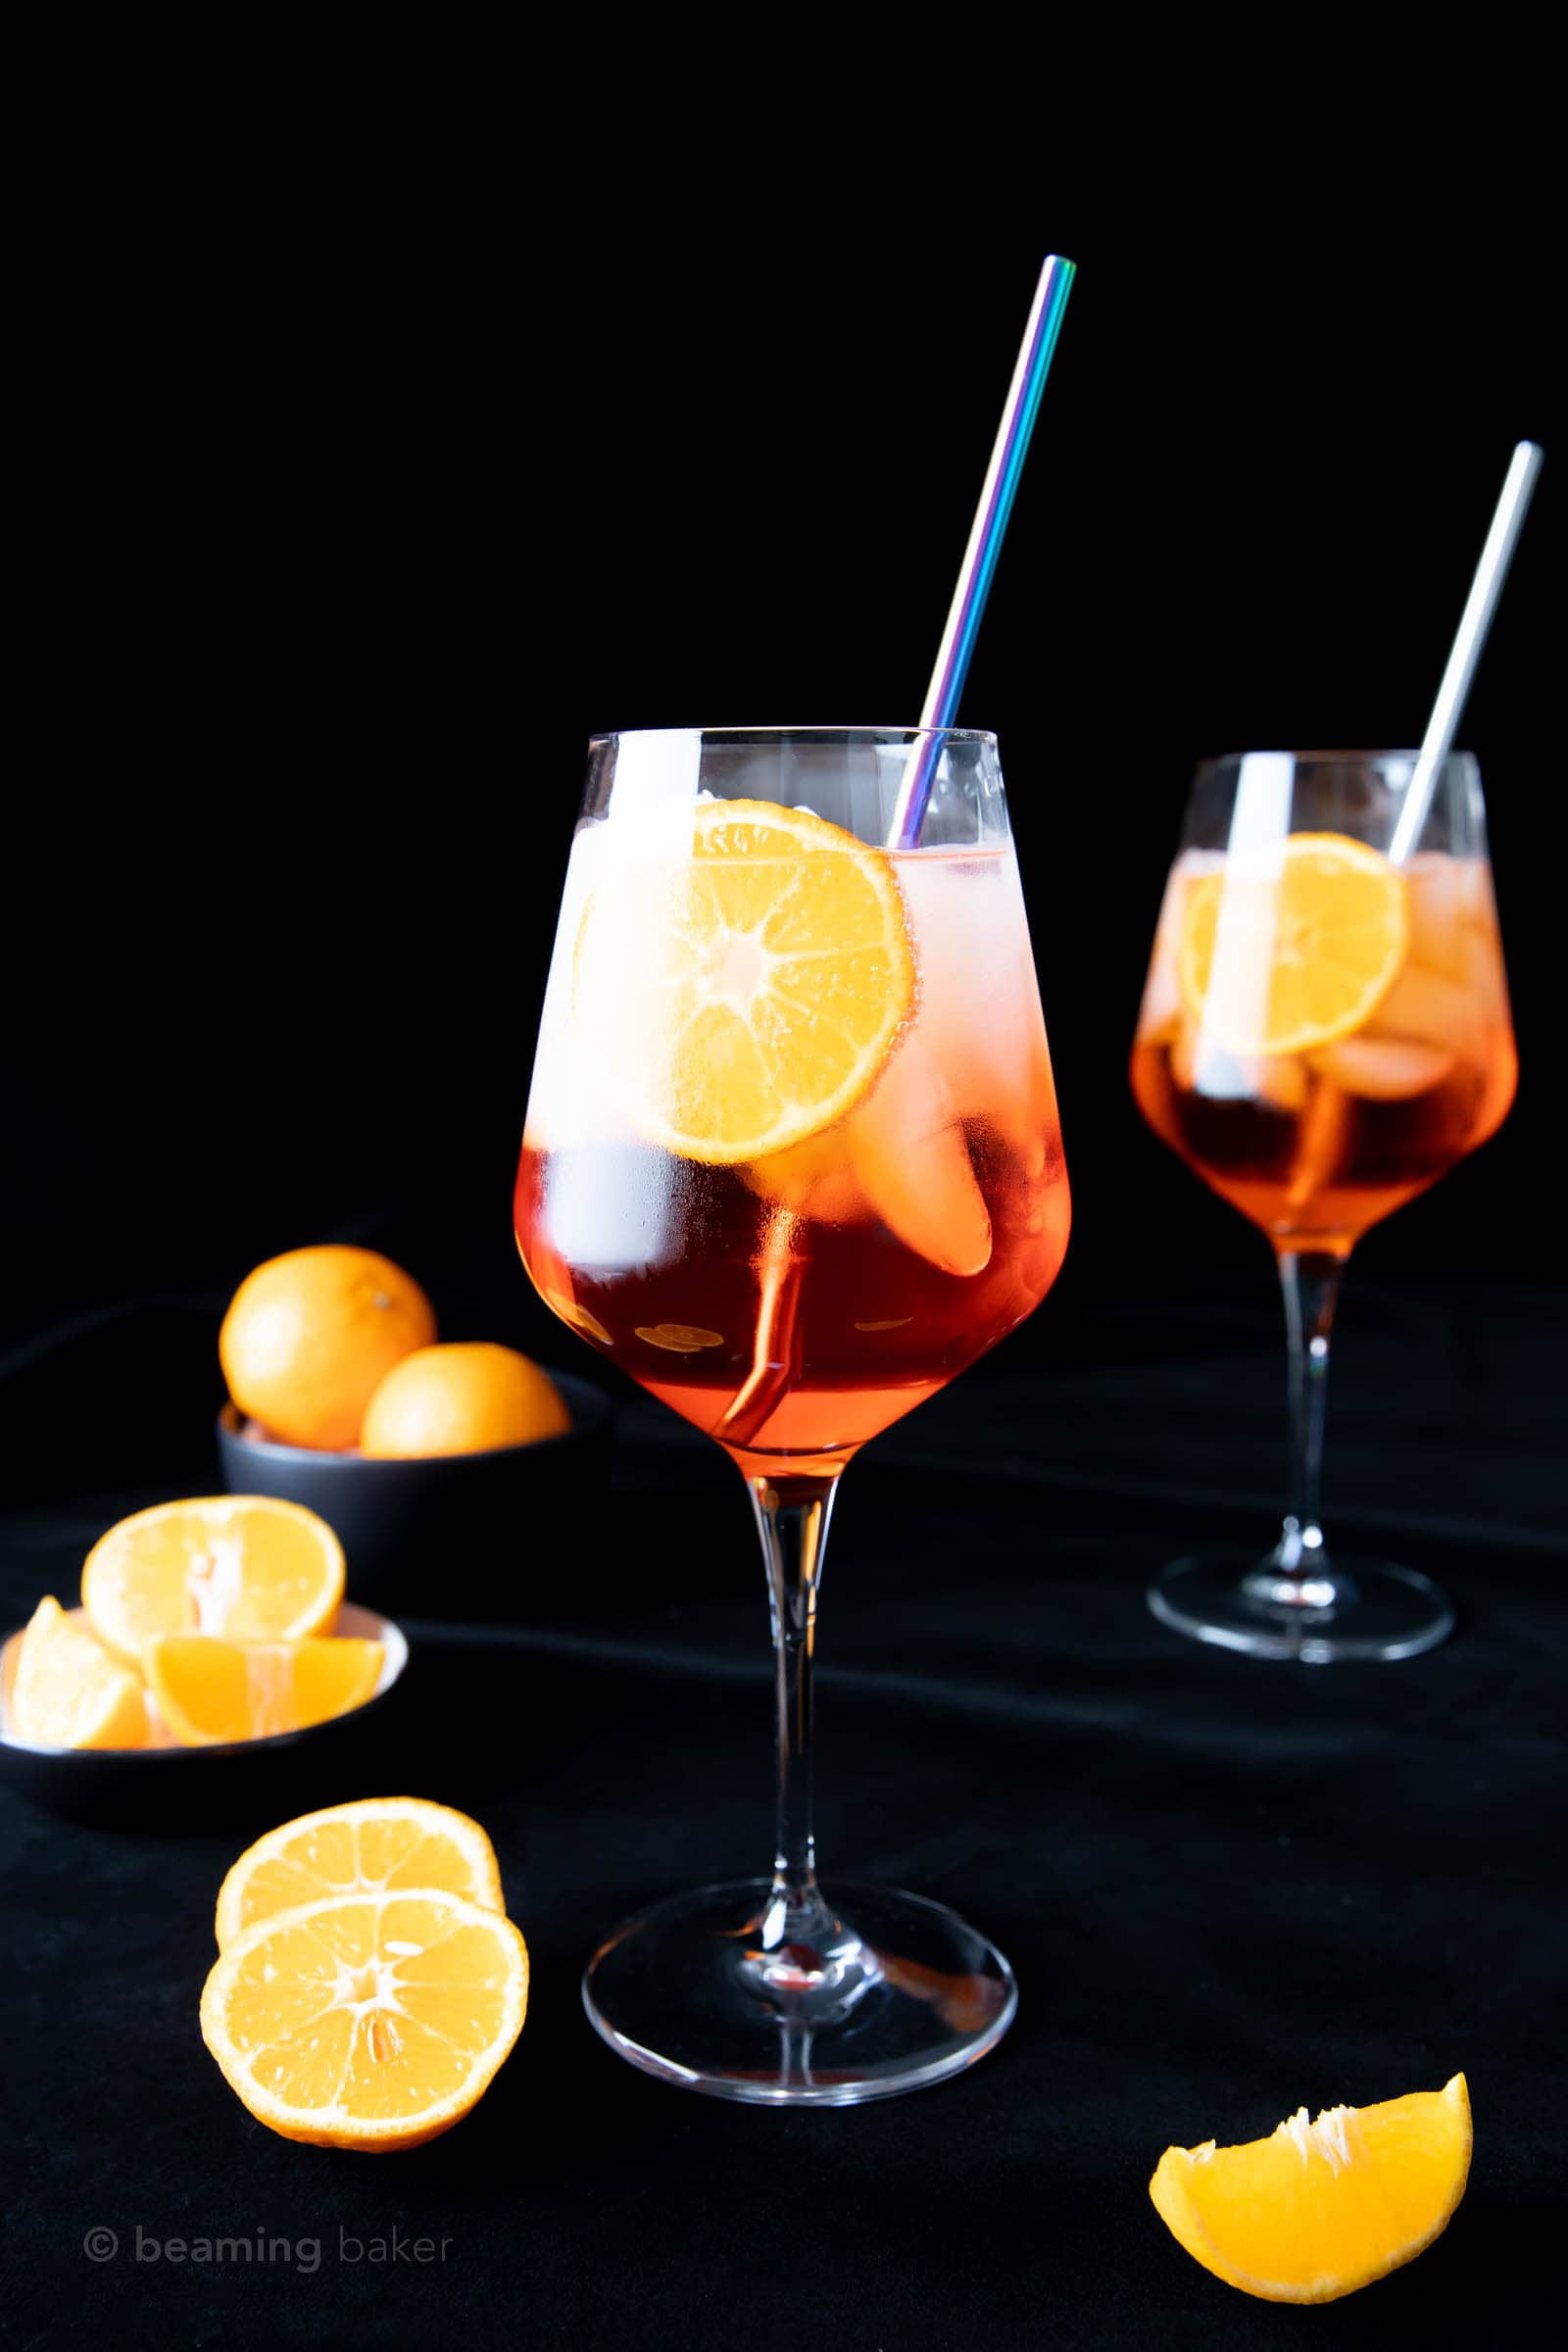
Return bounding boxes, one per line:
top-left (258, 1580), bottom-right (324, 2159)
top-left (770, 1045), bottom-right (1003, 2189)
top-left (220, 1247), bottom-right (436, 1449)
top-left (361, 1343), bottom-right (569, 1457)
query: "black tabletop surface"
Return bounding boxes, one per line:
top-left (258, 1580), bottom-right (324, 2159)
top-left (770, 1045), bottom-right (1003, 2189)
top-left (3, 1274), bottom-right (1563, 2352)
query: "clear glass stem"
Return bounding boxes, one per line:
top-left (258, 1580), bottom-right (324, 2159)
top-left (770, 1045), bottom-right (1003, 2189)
top-left (743, 1470), bottom-right (874, 2011)
top-left (1250, 1249), bottom-right (1350, 1611)
top-left (749, 1472), bottom-right (836, 1929)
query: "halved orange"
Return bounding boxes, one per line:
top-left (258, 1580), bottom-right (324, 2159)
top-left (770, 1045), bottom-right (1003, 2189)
top-left (200, 1887), bottom-right (529, 2148)
top-left (1151, 2073), bottom-right (1471, 2304)
top-left (216, 1797), bottom-right (506, 1949)
top-left (1179, 833), bottom-right (1409, 1056)
top-left (9, 1597), bottom-right (148, 1750)
top-left (573, 801), bottom-right (916, 1164)
top-left (81, 1495), bottom-right (345, 1671)
top-left (145, 1634), bottom-right (382, 1745)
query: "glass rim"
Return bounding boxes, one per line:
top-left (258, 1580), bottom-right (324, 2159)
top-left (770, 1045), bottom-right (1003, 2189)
top-left (587, 723), bottom-right (999, 752)
top-left (1197, 748), bottom-right (1477, 770)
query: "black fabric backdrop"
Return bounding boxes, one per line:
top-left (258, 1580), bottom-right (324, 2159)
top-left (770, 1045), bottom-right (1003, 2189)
top-left (5, 88), bottom-right (1565, 2352)
top-left (3, 1273), bottom-right (1563, 2350)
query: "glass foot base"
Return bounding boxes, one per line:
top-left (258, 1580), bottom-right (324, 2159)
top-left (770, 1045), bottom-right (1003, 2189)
top-left (582, 1877), bottom-right (1017, 2106)
top-left (1149, 1548), bottom-right (1455, 1662)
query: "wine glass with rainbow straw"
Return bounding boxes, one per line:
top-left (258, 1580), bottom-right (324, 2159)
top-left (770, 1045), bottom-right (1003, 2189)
top-left (1130, 445), bottom-right (1541, 1663)
top-left (514, 260), bottom-right (1075, 2103)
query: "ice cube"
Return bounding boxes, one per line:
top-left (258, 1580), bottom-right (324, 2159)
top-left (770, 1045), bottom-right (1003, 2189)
top-left (1404, 854), bottom-right (1491, 986)
top-left (1172, 1020), bottom-right (1307, 1112)
top-left (1308, 1038), bottom-right (1455, 1100)
top-left (1370, 961), bottom-right (1478, 1054)
top-left (847, 1035), bottom-right (992, 1277)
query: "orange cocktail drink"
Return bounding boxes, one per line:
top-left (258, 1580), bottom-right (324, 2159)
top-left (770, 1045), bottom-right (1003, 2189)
top-left (516, 802), bottom-right (1068, 1480)
top-left (1128, 750), bottom-right (1517, 1664)
top-left (1131, 841), bottom-right (1516, 1256)
top-left (512, 726), bottom-right (1068, 2106)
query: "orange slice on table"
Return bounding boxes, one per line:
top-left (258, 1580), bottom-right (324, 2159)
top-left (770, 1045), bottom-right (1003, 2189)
top-left (145, 1633), bottom-right (382, 1746)
top-left (215, 1796), bottom-right (506, 1949)
top-left (201, 1887), bottom-right (529, 2149)
top-left (1178, 833), bottom-right (1409, 1056)
top-left (9, 1597), bottom-right (148, 1749)
top-left (1150, 2073), bottom-right (1471, 2304)
top-left (81, 1495), bottom-right (345, 1671)
top-left (573, 800), bottom-right (916, 1164)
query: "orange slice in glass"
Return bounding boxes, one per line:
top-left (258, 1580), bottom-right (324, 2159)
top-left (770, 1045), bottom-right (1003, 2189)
top-left (145, 1634), bottom-right (382, 1745)
top-left (575, 801), bottom-right (915, 1164)
top-left (1178, 833), bottom-right (1409, 1056)
top-left (215, 1797), bottom-right (506, 1949)
top-left (201, 1887), bottom-right (528, 2149)
top-left (81, 1495), bottom-right (345, 1671)
top-left (1151, 2073), bottom-right (1471, 2303)
top-left (9, 1597), bottom-right (148, 1749)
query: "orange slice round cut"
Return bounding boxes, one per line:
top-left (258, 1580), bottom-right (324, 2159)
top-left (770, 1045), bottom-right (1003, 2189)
top-left (574, 800), bottom-right (915, 1164)
top-left (1178, 832), bottom-right (1409, 1056)
top-left (145, 1634), bottom-right (382, 1745)
top-left (201, 1887), bottom-right (529, 2149)
top-left (81, 1495), bottom-right (345, 1671)
top-left (1151, 2073), bottom-right (1471, 2303)
top-left (9, 1597), bottom-right (148, 1749)
top-left (215, 1797), bottom-right (506, 1949)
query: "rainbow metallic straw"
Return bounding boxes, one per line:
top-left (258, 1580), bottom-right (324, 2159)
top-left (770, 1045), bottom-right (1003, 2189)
top-left (889, 253), bottom-right (1077, 850)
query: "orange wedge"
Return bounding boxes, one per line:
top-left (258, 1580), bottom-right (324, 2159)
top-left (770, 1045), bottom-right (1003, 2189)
top-left (216, 1797), bottom-right (505, 1949)
top-left (1179, 833), bottom-right (1409, 1056)
top-left (81, 1495), bottom-right (345, 1671)
top-left (9, 1597), bottom-right (148, 1749)
top-left (1151, 2074), bottom-right (1472, 2304)
top-left (574, 800), bottom-right (915, 1164)
top-left (200, 1887), bottom-right (529, 2148)
top-left (145, 1634), bottom-right (382, 1746)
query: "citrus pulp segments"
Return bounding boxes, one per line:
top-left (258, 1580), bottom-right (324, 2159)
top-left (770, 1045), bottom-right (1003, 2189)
top-left (1178, 832), bottom-right (1410, 1058)
top-left (571, 800), bottom-right (916, 1164)
top-left (216, 1797), bottom-right (506, 1949)
top-left (81, 1495), bottom-right (345, 1670)
top-left (201, 1888), bottom-right (529, 2150)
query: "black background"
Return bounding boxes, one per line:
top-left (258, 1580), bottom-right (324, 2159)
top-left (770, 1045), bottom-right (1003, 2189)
top-left (4, 111), bottom-right (1564, 2352)
top-left (5, 159), bottom-right (1558, 1369)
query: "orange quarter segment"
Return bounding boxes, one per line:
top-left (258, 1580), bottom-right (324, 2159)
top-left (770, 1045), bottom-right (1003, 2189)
top-left (10, 1597), bottom-right (148, 1749)
top-left (145, 1635), bottom-right (383, 1745)
top-left (1150, 2074), bottom-right (1472, 2303)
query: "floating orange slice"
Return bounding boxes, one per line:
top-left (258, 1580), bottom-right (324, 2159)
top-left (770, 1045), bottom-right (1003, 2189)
top-left (574, 801), bottom-right (915, 1164)
top-left (145, 1634), bottom-right (382, 1745)
top-left (201, 1887), bottom-right (529, 2149)
top-left (1151, 2073), bottom-right (1471, 2304)
top-left (9, 1597), bottom-right (148, 1749)
top-left (81, 1495), bottom-right (345, 1671)
top-left (216, 1796), bottom-right (506, 1949)
top-left (1179, 833), bottom-right (1409, 1056)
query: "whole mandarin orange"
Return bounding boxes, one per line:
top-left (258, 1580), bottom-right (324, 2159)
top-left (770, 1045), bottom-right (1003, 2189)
top-left (220, 1246), bottom-right (437, 1449)
top-left (360, 1343), bottom-right (569, 1457)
